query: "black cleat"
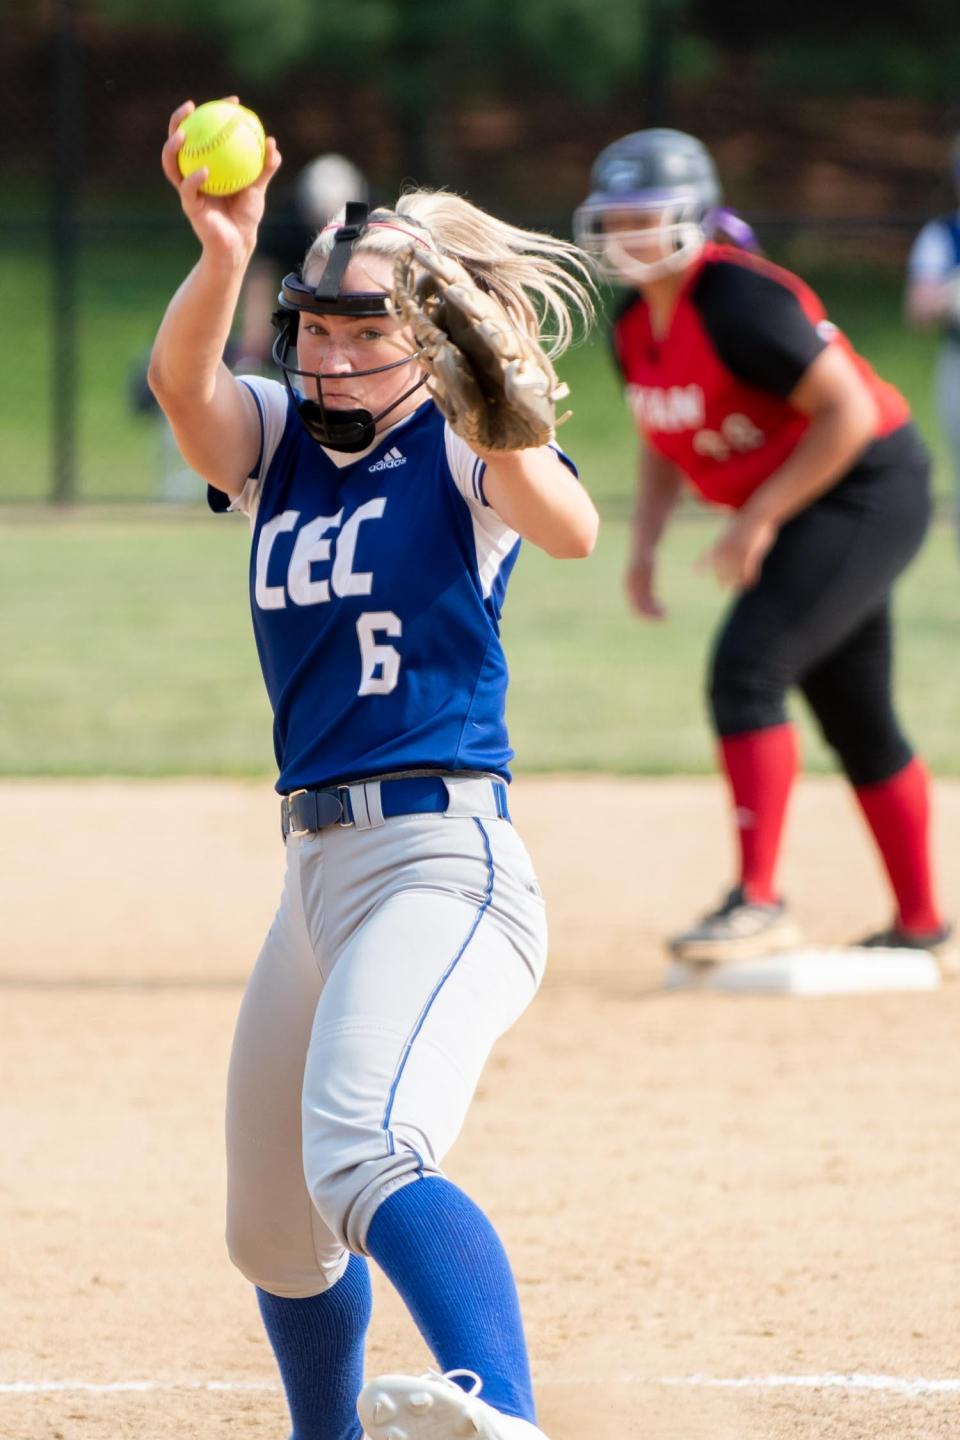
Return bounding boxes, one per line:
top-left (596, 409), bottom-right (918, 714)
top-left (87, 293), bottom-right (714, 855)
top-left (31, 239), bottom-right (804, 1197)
top-left (856, 921), bottom-right (957, 977)
top-left (668, 885), bottom-right (802, 964)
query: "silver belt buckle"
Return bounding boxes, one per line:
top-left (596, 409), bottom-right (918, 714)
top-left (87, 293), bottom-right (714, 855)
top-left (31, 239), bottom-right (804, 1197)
top-left (336, 785), bottom-right (355, 827)
top-left (284, 787), bottom-right (311, 839)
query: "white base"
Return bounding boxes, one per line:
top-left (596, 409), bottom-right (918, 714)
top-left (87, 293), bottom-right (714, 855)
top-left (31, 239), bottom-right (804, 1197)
top-left (664, 946), bottom-right (942, 995)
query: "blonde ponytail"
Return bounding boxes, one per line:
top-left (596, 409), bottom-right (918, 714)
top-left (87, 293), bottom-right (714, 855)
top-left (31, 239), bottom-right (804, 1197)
top-left (303, 189), bottom-right (597, 359)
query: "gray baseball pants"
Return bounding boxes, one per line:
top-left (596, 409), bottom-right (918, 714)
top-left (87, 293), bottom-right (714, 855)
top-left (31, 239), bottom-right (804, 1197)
top-left (224, 778), bottom-right (547, 1298)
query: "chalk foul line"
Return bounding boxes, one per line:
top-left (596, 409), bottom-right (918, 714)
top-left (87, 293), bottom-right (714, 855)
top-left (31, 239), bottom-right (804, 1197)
top-left (3, 1373), bottom-right (960, 1397)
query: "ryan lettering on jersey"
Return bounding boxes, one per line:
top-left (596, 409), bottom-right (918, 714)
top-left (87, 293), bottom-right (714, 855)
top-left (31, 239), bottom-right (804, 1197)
top-left (613, 243), bottom-right (909, 510)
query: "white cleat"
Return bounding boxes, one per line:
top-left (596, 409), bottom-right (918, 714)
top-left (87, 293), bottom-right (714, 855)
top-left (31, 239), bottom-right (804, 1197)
top-left (357, 1369), bottom-right (549, 1440)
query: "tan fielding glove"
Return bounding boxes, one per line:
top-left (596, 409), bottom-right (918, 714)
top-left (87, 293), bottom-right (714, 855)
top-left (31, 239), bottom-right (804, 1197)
top-left (391, 245), bottom-right (571, 451)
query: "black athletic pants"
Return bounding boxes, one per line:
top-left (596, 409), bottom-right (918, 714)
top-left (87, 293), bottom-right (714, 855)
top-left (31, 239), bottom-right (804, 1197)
top-left (708, 423), bottom-right (933, 787)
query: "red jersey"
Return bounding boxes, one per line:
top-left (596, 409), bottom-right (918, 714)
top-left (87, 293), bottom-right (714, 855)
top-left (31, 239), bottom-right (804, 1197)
top-left (612, 243), bottom-right (910, 510)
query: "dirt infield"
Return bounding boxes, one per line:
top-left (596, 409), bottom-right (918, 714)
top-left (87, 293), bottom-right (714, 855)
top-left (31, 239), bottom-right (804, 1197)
top-left (2, 777), bottom-right (959, 1440)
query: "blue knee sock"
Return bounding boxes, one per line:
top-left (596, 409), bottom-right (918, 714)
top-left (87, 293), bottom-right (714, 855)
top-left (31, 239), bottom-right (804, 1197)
top-left (256, 1255), bottom-right (372, 1440)
top-left (365, 1176), bottom-right (536, 1423)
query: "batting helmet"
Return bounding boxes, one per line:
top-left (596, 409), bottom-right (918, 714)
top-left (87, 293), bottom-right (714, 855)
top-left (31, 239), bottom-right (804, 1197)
top-left (574, 128), bottom-right (722, 284)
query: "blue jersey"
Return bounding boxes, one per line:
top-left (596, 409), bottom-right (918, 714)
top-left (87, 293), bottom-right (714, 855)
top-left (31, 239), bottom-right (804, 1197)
top-left (211, 380), bottom-right (567, 793)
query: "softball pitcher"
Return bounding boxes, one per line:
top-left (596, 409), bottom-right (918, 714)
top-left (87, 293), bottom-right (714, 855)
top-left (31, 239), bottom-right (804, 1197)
top-left (150, 101), bottom-right (598, 1440)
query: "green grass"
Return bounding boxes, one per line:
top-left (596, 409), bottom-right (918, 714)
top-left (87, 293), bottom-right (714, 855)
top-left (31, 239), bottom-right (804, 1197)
top-left (0, 512), bottom-right (272, 775)
top-left (504, 513), bottom-right (960, 775)
top-left (0, 233), bottom-right (198, 503)
top-left (1, 510), bottom-right (956, 778)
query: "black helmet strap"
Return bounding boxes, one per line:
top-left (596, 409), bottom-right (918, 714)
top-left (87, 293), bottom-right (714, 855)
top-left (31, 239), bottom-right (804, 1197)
top-left (275, 201), bottom-right (391, 318)
top-left (312, 201), bottom-right (372, 302)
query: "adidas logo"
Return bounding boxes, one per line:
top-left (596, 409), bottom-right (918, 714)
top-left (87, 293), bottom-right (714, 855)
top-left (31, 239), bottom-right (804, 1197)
top-left (369, 447), bottom-right (407, 472)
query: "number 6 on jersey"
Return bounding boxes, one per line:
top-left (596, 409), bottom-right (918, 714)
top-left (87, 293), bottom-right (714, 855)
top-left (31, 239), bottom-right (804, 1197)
top-left (356, 611), bottom-right (402, 696)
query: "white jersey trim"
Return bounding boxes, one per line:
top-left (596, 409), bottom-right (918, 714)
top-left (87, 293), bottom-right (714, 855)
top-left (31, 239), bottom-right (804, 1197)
top-left (444, 426), bottom-right (492, 508)
top-left (227, 376), bottom-right (290, 521)
top-left (443, 426), bottom-right (520, 600)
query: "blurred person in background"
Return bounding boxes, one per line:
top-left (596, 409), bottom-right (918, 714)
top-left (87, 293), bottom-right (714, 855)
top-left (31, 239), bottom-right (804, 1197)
top-left (904, 132), bottom-right (960, 544)
top-left (576, 127), bottom-right (953, 970)
top-left (233, 152), bottom-right (370, 371)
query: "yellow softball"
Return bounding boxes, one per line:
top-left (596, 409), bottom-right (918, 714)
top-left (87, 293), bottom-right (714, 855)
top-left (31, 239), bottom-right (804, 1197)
top-left (177, 100), bottom-right (266, 196)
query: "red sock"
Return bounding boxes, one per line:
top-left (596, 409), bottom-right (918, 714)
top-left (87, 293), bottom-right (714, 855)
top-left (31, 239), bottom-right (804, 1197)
top-left (853, 757), bottom-right (942, 934)
top-left (718, 724), bottom-right (799, 905)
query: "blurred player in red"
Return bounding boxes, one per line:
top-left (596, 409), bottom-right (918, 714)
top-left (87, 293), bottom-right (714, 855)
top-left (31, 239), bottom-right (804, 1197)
top-left (575, 128), bottom-right (953, 967)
